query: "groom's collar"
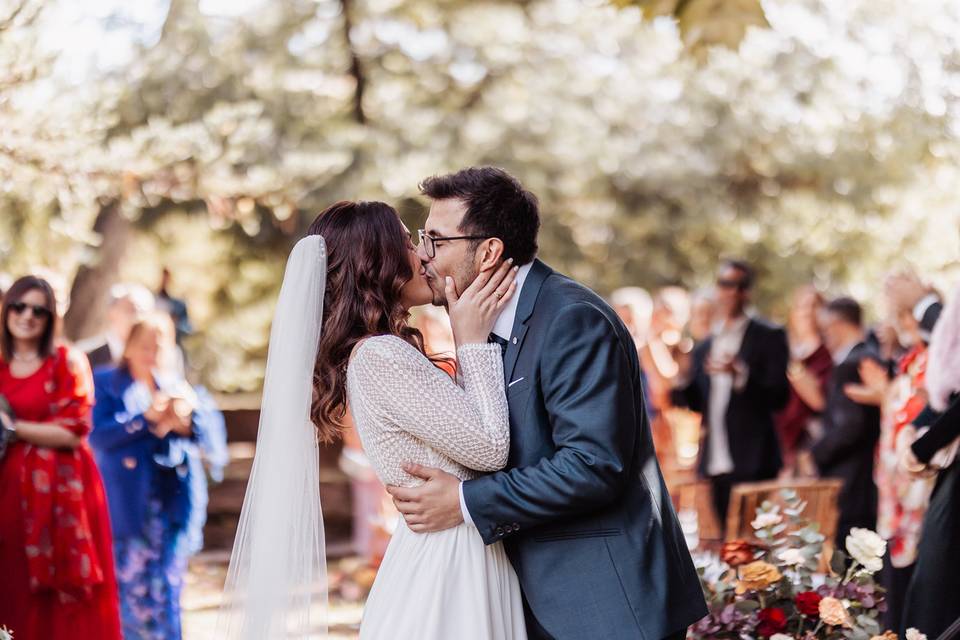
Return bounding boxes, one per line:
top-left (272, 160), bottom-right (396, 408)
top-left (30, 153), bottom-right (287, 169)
top-left (492, 261), bottom-right (534, 341)
top-left (490, 258), bottom-right (552, 341)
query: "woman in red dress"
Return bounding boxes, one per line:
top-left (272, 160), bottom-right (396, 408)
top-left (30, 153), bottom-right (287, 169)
top-left (0, 276), bottom-right (121, 640)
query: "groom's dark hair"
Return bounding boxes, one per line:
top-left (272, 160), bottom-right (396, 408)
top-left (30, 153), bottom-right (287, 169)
top-left (419, 166), bottom-right (540, 265)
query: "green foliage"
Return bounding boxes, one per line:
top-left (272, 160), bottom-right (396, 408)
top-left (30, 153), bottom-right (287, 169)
top-left (2, 0), bottom-right (960, 390)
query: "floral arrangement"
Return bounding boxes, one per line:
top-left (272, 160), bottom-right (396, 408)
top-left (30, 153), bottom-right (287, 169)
top-left (0, 624), bottom-right (12, 640)
top-left (690, 489), bottom-right (926, 640)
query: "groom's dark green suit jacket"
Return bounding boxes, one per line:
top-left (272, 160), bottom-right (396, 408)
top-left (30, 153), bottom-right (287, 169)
top-left (462, 260), bottom-right (707, 640)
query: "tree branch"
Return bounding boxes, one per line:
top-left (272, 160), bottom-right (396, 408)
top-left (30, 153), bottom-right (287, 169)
top-left (340, 0), bottom-right (367, 124)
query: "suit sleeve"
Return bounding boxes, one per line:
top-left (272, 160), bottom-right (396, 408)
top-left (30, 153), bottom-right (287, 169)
top-left (811, 359), bottom-right (877, 470)
top-left (912, 395), bottom-right (960, 464)
top-left (739, 327), bottom-right (790, 412)
top-left (462, 302), bottom-right (639, 545)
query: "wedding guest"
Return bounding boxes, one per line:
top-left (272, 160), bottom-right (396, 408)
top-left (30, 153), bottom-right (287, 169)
top-left (613, 287), bottom-right (679, 465)
top-left (886, 271), bottom-right (943, 342)
top-left (156, 267), bottom-right (193, 349)
top-left (776, 285), bottom-right (832, 477)
top-left (672, 260), bottom-right (790, 528)
top-left (811, 297), bottom-right (882, 545)
top-left (853, 302), bottom-right (935, 633)
top-left (0, 275), bottom-right (121, 640)
top-left (901, 282), bottom-right (960, 639)
top-left (688, 288), bottom-right (716, 343)
top-left (869, 320), bottom-right (905, 366)
top-left (90, 314), bottom-right (226, 640)
top-left (649, 287), bottom-right (693, 398)
top-left (611, 287), bottom-right (658, 414)
top-left (78, 283), bottom-right (154, 370)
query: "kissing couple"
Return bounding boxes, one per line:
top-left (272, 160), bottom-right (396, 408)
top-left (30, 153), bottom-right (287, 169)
top-left (217, 167), bottom-right (707, 639)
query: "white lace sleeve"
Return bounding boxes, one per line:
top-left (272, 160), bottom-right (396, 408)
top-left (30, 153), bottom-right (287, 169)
top-left (349, 335), bottom-right (509, 472)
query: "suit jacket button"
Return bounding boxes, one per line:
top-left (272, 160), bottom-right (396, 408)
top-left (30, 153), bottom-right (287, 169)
top-left (496, 527), bottom-right (505, 536)
top-left (512, 523), bottom-right (519, 530)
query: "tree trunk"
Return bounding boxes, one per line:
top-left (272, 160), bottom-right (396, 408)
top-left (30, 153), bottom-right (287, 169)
top-left (62, 199), bottom-right (131, 341)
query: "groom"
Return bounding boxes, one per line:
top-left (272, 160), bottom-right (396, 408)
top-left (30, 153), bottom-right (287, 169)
top-left (387, 167), bottom-right (707, 640)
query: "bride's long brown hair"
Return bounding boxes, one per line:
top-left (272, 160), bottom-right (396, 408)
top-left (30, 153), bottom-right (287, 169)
top-left (308, 200), bottom-right (430, 443)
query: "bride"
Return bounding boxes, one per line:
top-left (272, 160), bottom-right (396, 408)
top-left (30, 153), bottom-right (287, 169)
top-left (217, 200), bottom-right (527, 639)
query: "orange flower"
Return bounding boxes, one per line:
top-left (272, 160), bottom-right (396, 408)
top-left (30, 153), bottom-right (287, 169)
top-left (818, 597), bottom-right (850, 627)
top-left (735, 561), bottom-right (782, 594)
top-left (721, 540), bottom-right (756, 568)
top-left (870, 632), bottom-right (898, 640)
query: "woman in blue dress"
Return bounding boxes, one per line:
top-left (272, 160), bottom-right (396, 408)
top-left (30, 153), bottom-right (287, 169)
top-left (90, 314), bottom-right (228, 640)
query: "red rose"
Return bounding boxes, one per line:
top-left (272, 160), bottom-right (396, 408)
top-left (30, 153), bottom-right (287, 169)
top-left (720, 540), bottom-right (756, 567)
top-left (796, 591), bottom-right (822, 617)
top-left (757, 607), bottom-right (787, 637)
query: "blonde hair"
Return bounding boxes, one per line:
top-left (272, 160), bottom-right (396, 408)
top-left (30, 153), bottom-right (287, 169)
top-left (122, 313), bottom-right (175, 367)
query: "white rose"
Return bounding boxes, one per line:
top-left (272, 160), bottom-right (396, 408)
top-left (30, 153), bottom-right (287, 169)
top-left (777, 548), bottom-right (805, 566)
top-left (751, 512), bottom-right (783, 529)
top-left (770, 635), bottom-right (793, 640)
top-left (845, 528), bottom-right (886, 573)
top-left (906, 629), bottom-right (928, 640)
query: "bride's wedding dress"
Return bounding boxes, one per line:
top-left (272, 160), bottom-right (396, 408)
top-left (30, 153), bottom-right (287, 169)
top-left (347, 335), bottom-right (527, 640)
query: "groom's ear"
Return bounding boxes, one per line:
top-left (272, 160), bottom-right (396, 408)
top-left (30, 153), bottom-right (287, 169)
top-left (477, 237), bottom-right (505, 271)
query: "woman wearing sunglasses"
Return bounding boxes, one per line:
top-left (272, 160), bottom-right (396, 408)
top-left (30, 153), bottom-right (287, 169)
top-left (0, 275), bottom-right (121, 640)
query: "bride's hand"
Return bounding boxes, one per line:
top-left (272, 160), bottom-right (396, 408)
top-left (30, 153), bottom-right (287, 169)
top-left (446, 259), bottom-right (519, 346)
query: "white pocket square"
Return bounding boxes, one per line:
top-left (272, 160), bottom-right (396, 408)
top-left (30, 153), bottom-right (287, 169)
top-left (508, 377), bottom-right (525, 387)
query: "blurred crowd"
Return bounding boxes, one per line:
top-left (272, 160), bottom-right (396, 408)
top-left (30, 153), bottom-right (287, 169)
top-left (608, 260), bottom-right (959, 639)
top-left (0, 271), bottom-right (227, 640)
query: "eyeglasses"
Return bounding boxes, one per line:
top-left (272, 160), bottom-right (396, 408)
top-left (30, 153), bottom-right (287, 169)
top-left (417, 229), bottom-right (493, 259)
top-left (8, 302), bottom-right (52, 320)
top-left (716, 279), bottom-right (749, 292)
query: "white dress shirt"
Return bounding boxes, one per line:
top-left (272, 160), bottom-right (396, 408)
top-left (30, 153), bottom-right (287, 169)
top-left (459, 261), bottom-right (533, 526)
top-left (705, 314), bottom-right (751, 477)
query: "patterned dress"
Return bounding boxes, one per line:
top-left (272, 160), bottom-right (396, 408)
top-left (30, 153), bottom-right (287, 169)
top-left (347, 336), bottom-right (526, 640)
top-left (876, 345), bottom-right (934, 567)
top-left (113, 497), bottom-right (191, 640)
top-left (0, 345), bottom-right (121, 640)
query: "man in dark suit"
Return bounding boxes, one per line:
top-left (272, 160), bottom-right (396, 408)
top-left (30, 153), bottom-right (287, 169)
top-left (811, 297), bottom-right (882, 545)
top-left (671, 260), bottom-right (790, 529)
top-left (387, 167), bottom-right (706, 640)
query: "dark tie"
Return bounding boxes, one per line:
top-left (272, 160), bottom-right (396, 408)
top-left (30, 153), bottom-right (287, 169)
top-left (488, 333), bottom-right (508, 358)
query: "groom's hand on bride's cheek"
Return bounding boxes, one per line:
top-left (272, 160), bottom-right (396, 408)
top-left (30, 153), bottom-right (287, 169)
top-left (385, 464), bottom-right (463, 533)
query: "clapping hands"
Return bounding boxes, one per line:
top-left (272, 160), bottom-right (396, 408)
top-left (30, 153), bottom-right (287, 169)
top-left (146, 392), bottom-right (195, 438)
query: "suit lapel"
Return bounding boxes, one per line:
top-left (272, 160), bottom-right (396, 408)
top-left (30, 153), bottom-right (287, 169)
top-left (503, 259), bottom-right (552, 383)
